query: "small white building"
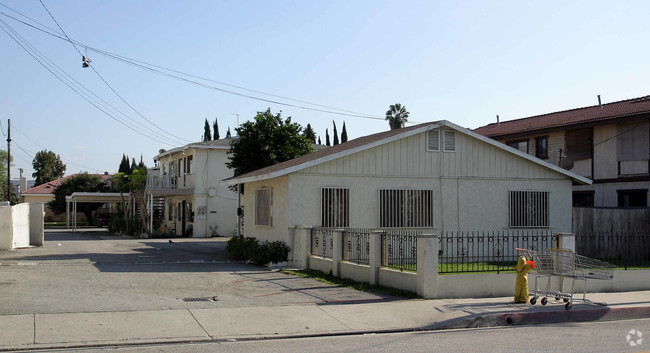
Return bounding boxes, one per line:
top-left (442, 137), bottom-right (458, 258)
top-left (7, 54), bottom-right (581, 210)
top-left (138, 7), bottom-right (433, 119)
top-left (148, 138), bottom-right (238, 237)
top-left (221, 121), bottom-right (591, 258)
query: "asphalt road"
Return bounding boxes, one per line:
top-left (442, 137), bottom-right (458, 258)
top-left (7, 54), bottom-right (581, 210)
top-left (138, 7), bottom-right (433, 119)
top-left (48, 318), bottom-right (650, 353)
top-left (0, 230), bottom-right (399, 315)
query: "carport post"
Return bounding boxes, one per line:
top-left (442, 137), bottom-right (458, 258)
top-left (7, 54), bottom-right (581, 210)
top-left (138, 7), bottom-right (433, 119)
top-left (66, 199), bottom-right (69, 229)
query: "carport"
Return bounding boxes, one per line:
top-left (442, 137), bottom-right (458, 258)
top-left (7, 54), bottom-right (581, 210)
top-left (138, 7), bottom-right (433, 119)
top-left (66, 192), bottom-right (129, 231)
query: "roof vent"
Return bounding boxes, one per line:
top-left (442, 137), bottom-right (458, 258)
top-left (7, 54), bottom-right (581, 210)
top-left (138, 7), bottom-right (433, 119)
top-left (598, 95), bottom-right (602, 109)
top-left (496, 114), bottom-right (500, 125)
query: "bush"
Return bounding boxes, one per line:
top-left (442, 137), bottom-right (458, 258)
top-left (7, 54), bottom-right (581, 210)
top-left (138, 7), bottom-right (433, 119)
top-left (227, 235), bottom-right (290, 265)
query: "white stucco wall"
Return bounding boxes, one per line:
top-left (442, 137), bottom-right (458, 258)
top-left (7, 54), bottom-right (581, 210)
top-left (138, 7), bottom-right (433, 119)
top-left (0, 206), bottom-right (12, 250)
top-left (240, 175), bottom-right (290, 243)
top-left (193, 149), bottom-right (237, 237)
top-left (156, 146), bottom-right (237, 237)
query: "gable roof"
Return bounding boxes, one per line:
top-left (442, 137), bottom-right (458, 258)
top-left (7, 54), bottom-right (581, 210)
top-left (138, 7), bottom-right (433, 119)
top-left (474, 95), bottom-right (650, 138)
top-left (21, 174), bottom-right (112, 195)
top-left (221, 120), bottom-right (591, 186)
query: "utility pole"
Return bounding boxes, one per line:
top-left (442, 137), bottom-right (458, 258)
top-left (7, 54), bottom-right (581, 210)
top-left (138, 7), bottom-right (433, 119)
top-left (6, 119), bottom-right (11, 203)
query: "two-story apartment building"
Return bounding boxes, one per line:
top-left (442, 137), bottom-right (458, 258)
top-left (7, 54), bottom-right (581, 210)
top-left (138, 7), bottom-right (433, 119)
top-left (147, 138), bottom-right (238, 237)
top-left (474, 95), bottom-right (650, 208)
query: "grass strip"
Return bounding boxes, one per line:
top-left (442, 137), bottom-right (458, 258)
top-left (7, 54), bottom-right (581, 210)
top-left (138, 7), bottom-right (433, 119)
top-left (281, 269), bottom-right (420, 299)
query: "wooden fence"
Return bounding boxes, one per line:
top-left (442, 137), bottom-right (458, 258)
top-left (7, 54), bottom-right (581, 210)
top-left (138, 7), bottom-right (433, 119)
top-left (573, 207), bottom-right (649, 235)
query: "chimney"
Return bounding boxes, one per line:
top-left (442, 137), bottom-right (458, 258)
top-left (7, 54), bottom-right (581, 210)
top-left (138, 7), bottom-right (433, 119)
top-left (598, 95), bottom-right (602, 108)
top-left (496, 115), bottom-right (500, 125)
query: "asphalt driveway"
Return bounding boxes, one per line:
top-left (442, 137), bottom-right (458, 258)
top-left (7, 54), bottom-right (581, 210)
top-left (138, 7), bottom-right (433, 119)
top-left (0, 230), bottom-right (397, 315)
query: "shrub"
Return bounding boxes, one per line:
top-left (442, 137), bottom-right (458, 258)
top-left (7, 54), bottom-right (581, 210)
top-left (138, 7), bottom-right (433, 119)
top-left (226, 235), bottom-right (290, 265)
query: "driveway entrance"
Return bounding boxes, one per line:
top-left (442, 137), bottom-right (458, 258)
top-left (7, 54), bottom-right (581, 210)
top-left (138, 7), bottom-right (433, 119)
top-left (0, 230), bottom-right (396, 315)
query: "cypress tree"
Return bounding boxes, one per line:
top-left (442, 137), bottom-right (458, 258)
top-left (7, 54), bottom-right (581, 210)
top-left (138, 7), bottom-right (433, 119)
top-left (341, 121), bottom-right (348, 143)
top-left (333, 121), bottom-right (339, 145)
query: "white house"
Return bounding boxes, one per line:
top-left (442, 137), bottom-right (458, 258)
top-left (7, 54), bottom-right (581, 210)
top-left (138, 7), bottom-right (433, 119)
top-left (221, 121), bottom-right (591, 261)
top-left (147, 138), bottom-right (238, 237)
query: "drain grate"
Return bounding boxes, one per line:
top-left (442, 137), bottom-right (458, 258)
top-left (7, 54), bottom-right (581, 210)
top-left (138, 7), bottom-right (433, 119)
top-left (180, 296), bottom-right (218, 302)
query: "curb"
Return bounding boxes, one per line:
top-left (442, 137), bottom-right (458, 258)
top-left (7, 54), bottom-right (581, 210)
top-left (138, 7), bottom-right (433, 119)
top-left (497, 306), bottom-right (650, 326)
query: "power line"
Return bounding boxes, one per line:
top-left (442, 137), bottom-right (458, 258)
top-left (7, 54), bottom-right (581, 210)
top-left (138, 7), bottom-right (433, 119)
top-left (35, 2), bottom-right (192, 144)
top-left (0, 18), bottom-right (181, 147)
top-left (38, 0), bottom-right (84, 58)
top-left (12, 124), bottom-right (105, 173)
top-left (0, 6), bottom-right (425, 124)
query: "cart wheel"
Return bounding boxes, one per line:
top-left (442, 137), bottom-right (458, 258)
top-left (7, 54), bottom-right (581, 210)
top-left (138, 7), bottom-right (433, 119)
top-left (565, 302), bottom-right (572, 310)
top-left (563, 298), bottom-right (569, 303)
top-left (530, 297), bottom-right (537, 305)
top-left (541, 297), bottom-right (548, 305)
top-left (555, 295), bottom-right (561, 301)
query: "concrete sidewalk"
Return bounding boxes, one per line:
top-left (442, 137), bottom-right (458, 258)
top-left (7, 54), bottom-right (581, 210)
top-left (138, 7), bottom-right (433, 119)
top-left (1, 291), bottom-right (649, 351)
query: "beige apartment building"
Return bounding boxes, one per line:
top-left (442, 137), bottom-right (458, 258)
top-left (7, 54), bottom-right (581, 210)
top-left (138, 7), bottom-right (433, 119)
top-left (474, 95), bottom-right (650, 208)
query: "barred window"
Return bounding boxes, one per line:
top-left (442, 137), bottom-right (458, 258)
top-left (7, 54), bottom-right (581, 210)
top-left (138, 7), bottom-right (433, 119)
top-left (321, 187), bottom-right (349, 227)
top-left (379, 189), bottom-right (434, 228)
top-left (427, 130), bottom-right (440, 151)
top-left (509, 191), bottom-right (549, 228)
top-left (255, 188), bottom-right (273, 226)
top-left (443, 130), bottom-right (456, 152)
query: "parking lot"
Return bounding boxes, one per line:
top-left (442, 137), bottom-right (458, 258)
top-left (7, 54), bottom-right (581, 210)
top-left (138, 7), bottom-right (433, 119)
top-left (0, 230), bottom-right (396, 315)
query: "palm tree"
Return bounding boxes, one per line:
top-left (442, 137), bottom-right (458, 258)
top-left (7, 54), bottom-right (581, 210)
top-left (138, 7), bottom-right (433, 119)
top-left (385, 103), bottom-right (409, 130)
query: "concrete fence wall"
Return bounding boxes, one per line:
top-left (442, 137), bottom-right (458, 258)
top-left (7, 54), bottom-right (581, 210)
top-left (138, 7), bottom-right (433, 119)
top-left (293, 227), bottom-right (650, 299)
top-left (0, 203), bottom-right (45, 250)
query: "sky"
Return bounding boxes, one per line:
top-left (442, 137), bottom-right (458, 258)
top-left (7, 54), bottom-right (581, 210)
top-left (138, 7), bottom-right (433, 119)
top-left (1, 0), bottom-right (649, 181)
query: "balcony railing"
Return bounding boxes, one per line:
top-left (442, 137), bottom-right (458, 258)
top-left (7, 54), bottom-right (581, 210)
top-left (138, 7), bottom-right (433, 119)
top-left (147, 174), bottom-right (195, 189)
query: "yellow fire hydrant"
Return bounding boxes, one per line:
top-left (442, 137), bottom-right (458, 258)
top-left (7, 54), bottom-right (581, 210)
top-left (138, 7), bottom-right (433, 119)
top-left (514, 256), bottom-right (535, 303)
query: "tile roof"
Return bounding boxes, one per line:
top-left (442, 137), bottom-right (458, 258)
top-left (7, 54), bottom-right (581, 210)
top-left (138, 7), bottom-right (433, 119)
top-left (474, 95), bottom-right (650, 138)
top-left (21, 174), bottom-right (112, 195)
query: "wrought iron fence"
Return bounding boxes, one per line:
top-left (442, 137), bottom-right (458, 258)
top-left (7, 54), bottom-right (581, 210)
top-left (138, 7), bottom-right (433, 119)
top-left (381, 230), bottom-right (421, 272)
top-left (576, 232), bottom-right (650, 270)
top-left (438, 230), bottom-right (555, 273)
top-left (311, 227), bottom-right (334, 259)
top-left (342, 228), bottom-right (373, 265)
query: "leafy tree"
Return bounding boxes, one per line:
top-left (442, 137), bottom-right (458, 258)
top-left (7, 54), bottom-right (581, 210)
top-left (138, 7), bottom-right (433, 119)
top-left (203, 118), bottom-right (212, 141)
top-left (213, 118), bottom-right (220, 140)
top-left (226, 108), bottom-right (313, 177)
top-left (32, 150), bottom-right (66, 187)
top-left (385, 103), bottom-right (410, 130)
top-left (341, 122), bottom-right (348, 143)
top-left (226, 127), bottom-right (232, 138)
top-left (325, 129), bottom-right (331, 146)
top-left (49, 173), bottom-right (108, 221)
top-left (112, 165), bottom-right (150, 235)
top-left (303, 123), bottom-right (316, 143)
top-left (333, 121), bottom-right (339, 145)
top-left (0, 150), bottom-right (16, 203)
top-left (118, 154), bottom-right (131, 174)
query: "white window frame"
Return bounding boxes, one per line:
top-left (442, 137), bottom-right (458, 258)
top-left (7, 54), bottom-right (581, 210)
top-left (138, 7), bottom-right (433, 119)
top-left (509, 190), bottom-right (549, 228)
top-left (426, 129), bottom-right (440, 152)
top-left (379, 189), bottom-right (434, 228)
top-left (255, 188), bottom-right (273, 226)
top-left (443, 130), bottom-right (456, 152)
top-left (321, 187), bottom-right (350, 228)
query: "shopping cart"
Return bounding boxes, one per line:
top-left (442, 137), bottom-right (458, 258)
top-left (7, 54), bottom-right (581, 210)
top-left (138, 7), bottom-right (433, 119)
top-left (516, 248), bottom-right (566, 306)
top-left (547, 249), bottom-right (615, 310)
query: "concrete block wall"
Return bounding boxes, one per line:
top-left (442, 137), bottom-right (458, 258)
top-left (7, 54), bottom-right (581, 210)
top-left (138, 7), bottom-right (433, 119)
top-left (295, 228), bottom-right (650, 299)
top-left (0, 203), bottom-right (45, 250)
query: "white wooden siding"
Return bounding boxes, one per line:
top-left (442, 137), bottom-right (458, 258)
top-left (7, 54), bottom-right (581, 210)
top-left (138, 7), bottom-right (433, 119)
top-left (302, 129), bottom-right (561, 180)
